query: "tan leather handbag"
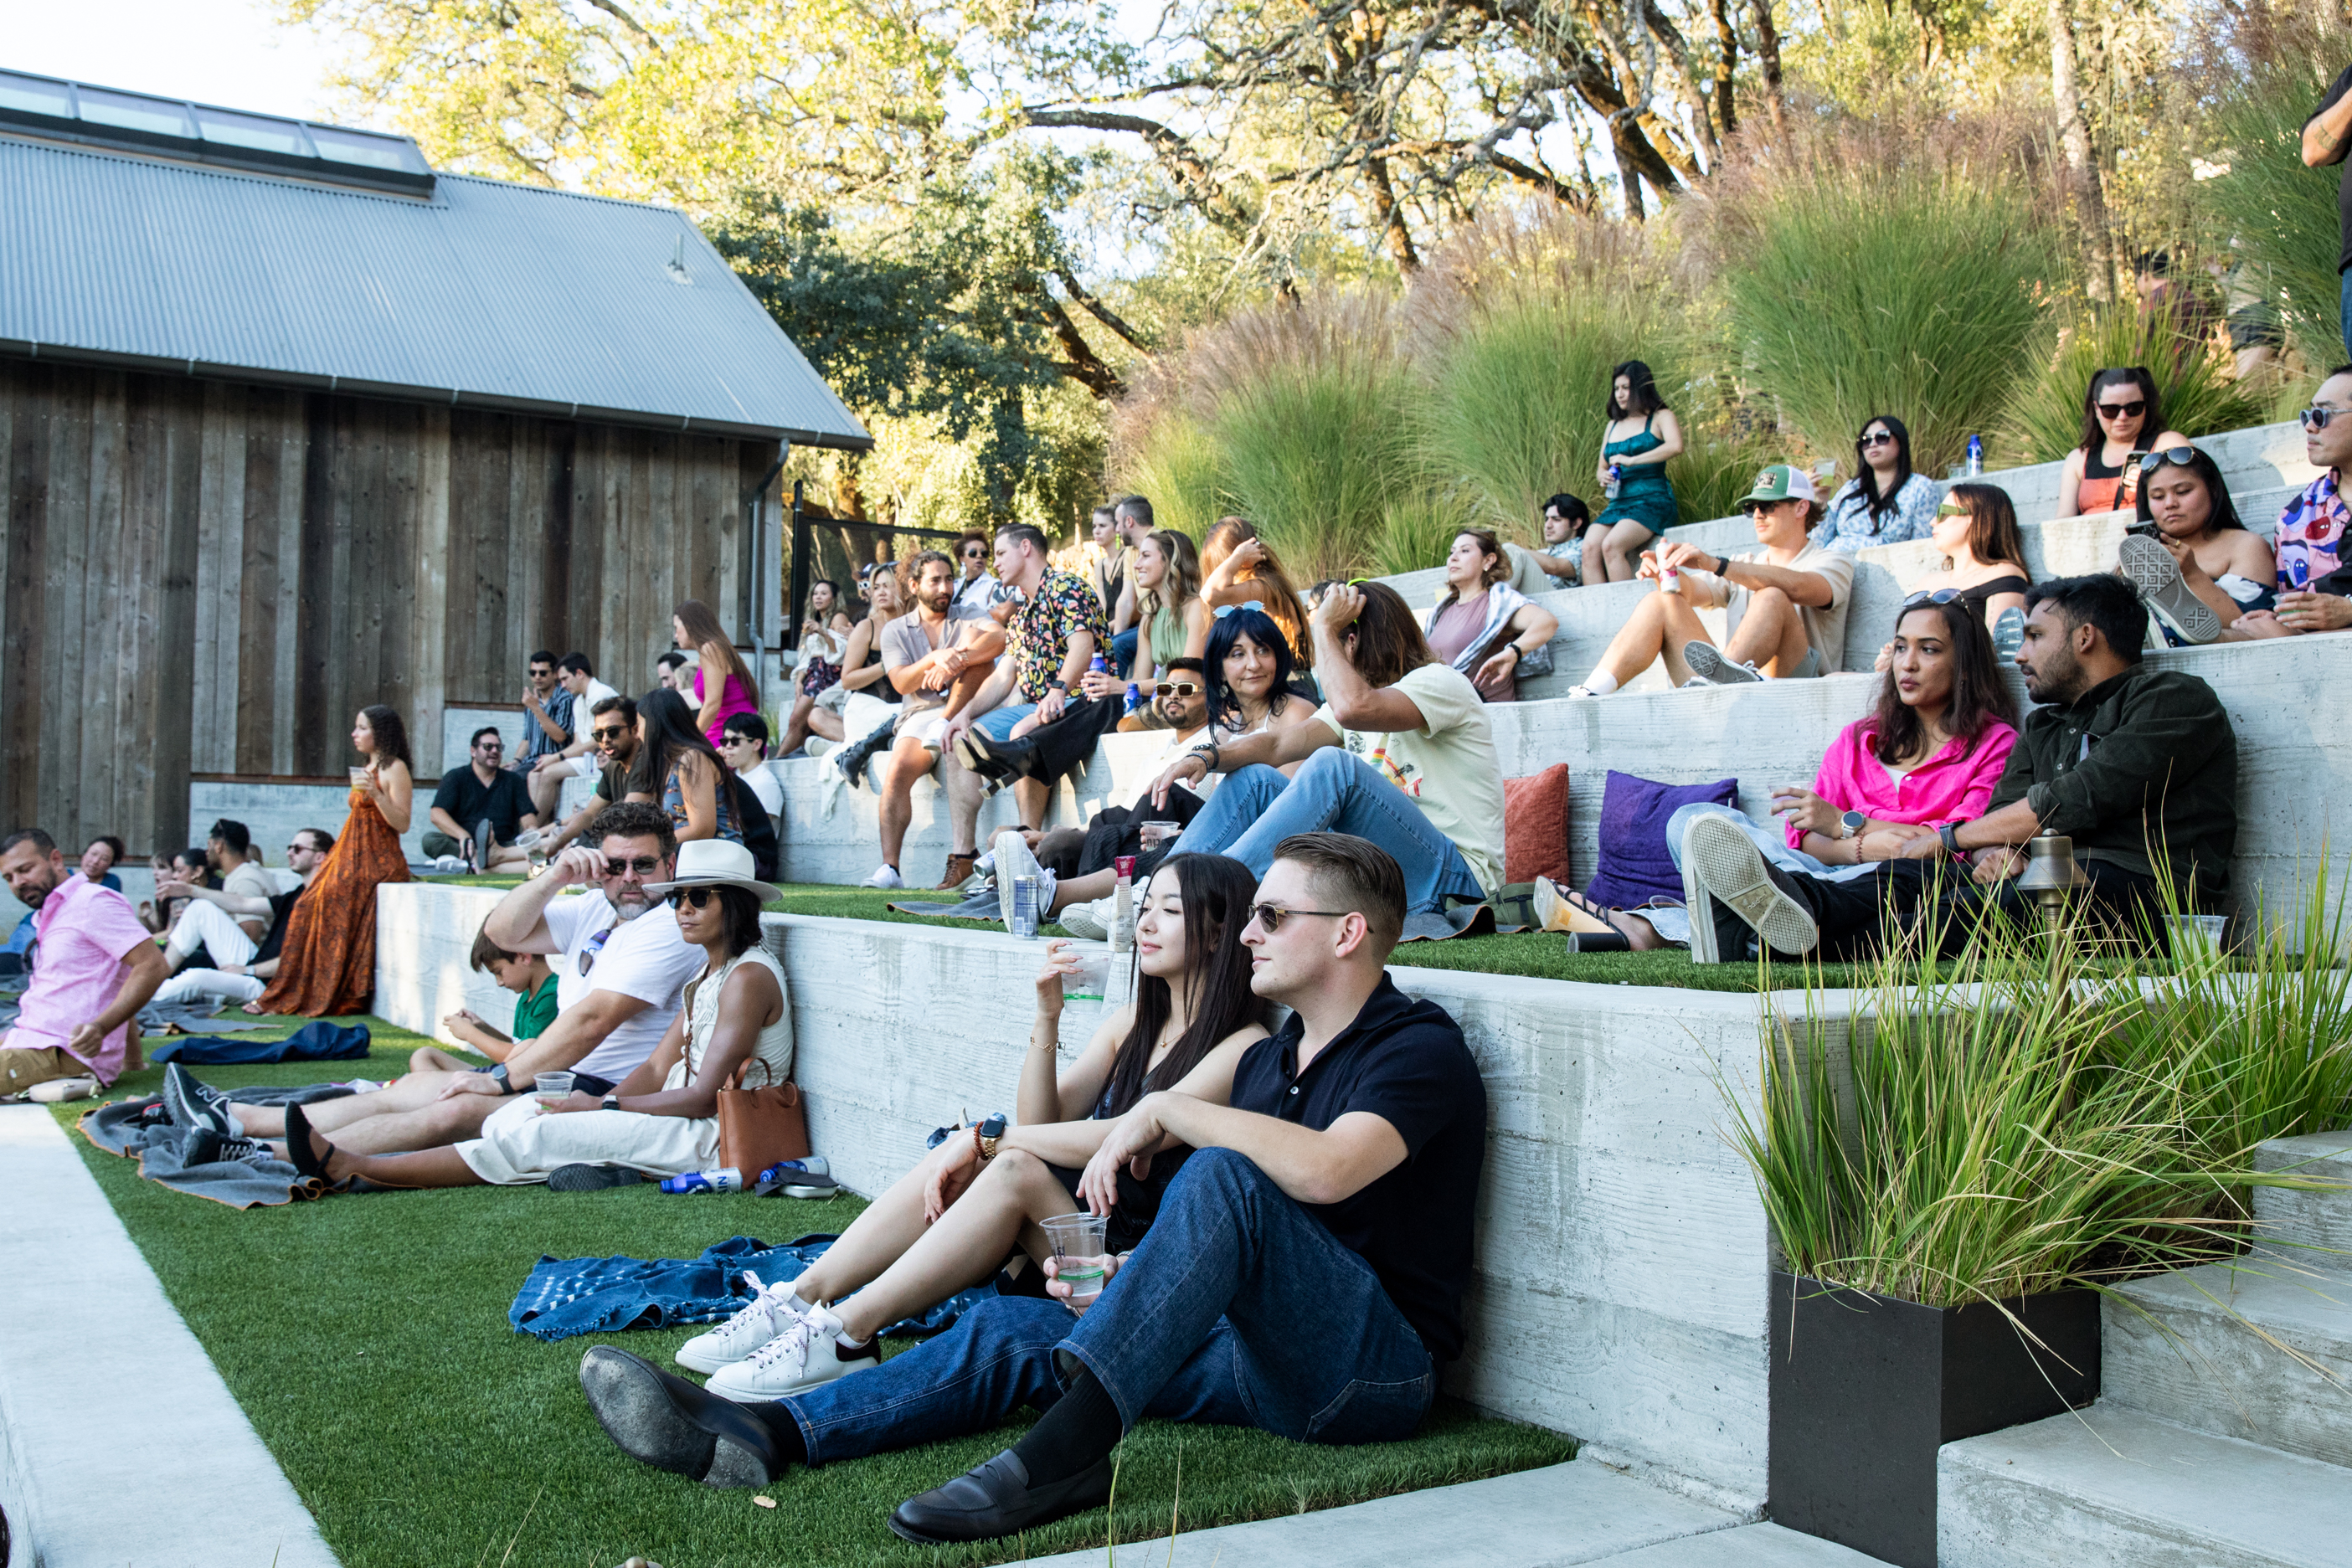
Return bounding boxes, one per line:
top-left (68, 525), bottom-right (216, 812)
top-left (716, 1056), bottom-right (810, 1175)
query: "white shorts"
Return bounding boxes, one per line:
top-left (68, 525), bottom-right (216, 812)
top-left (898, 707), bottom-right (949, 750)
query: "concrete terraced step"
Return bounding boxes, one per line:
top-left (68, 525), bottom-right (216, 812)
top-left (2256, 1130), bottom-right (2352, 1252)
top-left (1938, 1405), bottom-right (2352, 1567)
top-left (2102, 1260), bottom-right (2352, 1464)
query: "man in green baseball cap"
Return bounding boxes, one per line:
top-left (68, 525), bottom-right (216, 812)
top-left (1566, 462), bottom-right (1855, 696)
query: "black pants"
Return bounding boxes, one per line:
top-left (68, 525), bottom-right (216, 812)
top-left (1715, 856), bottom-right (2173, 962)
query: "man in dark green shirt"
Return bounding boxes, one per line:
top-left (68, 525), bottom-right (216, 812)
top-left (1689, 574), bottom-right (2237, 959)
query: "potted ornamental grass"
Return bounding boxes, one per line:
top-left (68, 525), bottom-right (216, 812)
top-left (1726, 862), bottom-right (2352, 1568)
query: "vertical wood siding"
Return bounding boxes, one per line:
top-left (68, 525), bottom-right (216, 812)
top-left (0, 357), bottom-right (767, 855)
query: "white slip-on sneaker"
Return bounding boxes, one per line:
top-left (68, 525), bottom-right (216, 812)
top-left (705, 1303), bottom-right (882, 1402)
top-left (27, 1076), bottom-right (98, 1104)
top-left (860, 864), bottom-right (906, 890)
top-left (1681, 641), bottom-right (1762, 685)
top-left (2118, 533), bottom-right (2221, 645)
top-left (675, 1272), bottom-right (809, 1375)
top-left (1057, 897), bottom-right (1111, 942)
top-left (1681, 813), bottom-right (1818, 960)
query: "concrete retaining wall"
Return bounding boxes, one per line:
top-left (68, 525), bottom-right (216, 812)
top-left (370, 882), bottom-right (1783, 1509)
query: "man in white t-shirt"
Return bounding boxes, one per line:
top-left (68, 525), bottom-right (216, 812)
top-left (218, 804), bottom-right (703, 1157)
top-left (1058, 581), bottom-right (1503, 933)
top-left (1569, 464), bottom-right (1856, 695)
top-left (859, 550), bottom-right (1008, 889)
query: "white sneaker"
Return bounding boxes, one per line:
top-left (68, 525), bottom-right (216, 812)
top-left (1565, 684), bottom-right (1599, 699)
top-left (704, 1303), bottom-right (882, 1401)
top-left (675, 1272), bottom-right (810, 1375)
top-left (860, 864), bottom-right (905, 890)
top-left (991, 830), bottom-right (1055, 933)
top-left (1058, 896), bottom-right (1112, 941)
top-left (27, 1076), bottom-right (98, 1103)
top-left (1681, 641), bottom-right (1762, 686)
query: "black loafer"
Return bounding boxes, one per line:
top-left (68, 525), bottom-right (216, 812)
top-left (579, 1346), bottom-right (785, 1488)
top-left (888, 1448), bottom-right (1114, 1544)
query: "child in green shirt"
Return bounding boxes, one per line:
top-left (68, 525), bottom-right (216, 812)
top-left (406, 923), bottom-right (559, 1075)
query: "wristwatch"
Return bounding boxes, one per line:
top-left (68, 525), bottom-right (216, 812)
top-left (1046, 676), bottom-right (1069, 691)
top-left (487, 1064), bottom-right (517, 1095)
top-left (601, 1094), bottom-right (622, 1113)
top-left (973, 1111), bottom-right (1008, 1163)
top-left (1839, 810), bottom-right (1866, 841)
top-left (1940, 822), bottom-right (1963, 856)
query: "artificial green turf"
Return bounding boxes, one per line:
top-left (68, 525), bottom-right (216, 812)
top-left (64, 1023), bottom-right (1575, 1568)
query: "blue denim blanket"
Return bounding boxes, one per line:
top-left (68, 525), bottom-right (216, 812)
top-left (508, 1233), bottom-right (996, 1342)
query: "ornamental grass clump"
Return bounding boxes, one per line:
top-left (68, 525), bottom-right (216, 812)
top-left (1727, 869), bottom-right (2352, 1311)
top-left (2192, 50), bottom-right (2348, 365)
top-left (2002, 300), bottom-right (2272, 465)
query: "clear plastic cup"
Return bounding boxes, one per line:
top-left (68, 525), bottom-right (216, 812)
top-left (2169, 914), bottom-right (2227, 959)
top-left (1042, 1212), bottom-right (1110, 1311)
top-left (1138, 821), bottom-right (1181, 851)
top-left (534, 1071), bottom-right (577, 1103)
top-left (1061, 949), bottom-right (1110, 1002)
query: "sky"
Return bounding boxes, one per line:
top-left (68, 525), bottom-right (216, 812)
top-left (5, 0), bottom-right (367, 126)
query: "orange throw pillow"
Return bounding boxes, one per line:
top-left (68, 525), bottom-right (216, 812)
top-left (1502, 763), bottom-right (1571, 887)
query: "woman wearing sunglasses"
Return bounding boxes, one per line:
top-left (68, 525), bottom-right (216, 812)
top-left (280, 839), bottom-right (792, 1194)
top-left (1538, 597), bottom-right (2017, 948)
top-left (1899, 483), bottom-right (2032, 630)
top-left (1813, 415), bottom-right (1942, 552)
top-left (2117, 445), bottom-right (2273, 646)
top-left (661, 852), bottom-right (1270, 1402)
top-left (2059, 368), bottom-right (2190, 517)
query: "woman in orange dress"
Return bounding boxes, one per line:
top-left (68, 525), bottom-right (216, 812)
top-left (253, 705), bottom-right (415, 1017)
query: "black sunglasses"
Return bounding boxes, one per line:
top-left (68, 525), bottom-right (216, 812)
top-left (1902, 588), bottom-right (1963, 609)
top-left (1248, 902), bottom-right (1351, 933)
top-left (603, 856), bottom-right (662, 877)
top-left (1153, 681), bottom-right (1201, 697)
top-left (1859, 430), bottom-right (1897, 447)
top-left (590, 725), bottom-right (629, 743)
top-left (2136, 445), bottom-right (2198, 473)
top-left (678, 886), bottom-right (723, 908)
top-left (2096, 398), bottom-right (2149, 419)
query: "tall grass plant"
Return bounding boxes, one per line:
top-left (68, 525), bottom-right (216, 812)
top-left (2002, 301), bottom-right (2272, 464)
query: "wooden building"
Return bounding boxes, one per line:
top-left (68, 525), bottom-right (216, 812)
top-left (0, 70), bottom-right (870, 853)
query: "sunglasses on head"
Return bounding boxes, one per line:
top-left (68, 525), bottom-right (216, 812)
top-left (2302, 406), bottom-right (2342, 432)
top-left (2136, 445), bottom-right (2198, 473)
top-left (1248, 902), bottom-right (1350, 933)
top-left (1902, 588), bottom-right (1963, 609)
top-left (1153, 681), bottom-right (1201, 697)
top-left (2096, 398), bottom-right (2149, 419)
top-left (603, 856), bottom-right (662, 878)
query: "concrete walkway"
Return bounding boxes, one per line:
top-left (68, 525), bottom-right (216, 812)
top-left (1011, 1460), bottom-right (1881, 1566)
top-left (0, 1103), bottom-right (339, 1568)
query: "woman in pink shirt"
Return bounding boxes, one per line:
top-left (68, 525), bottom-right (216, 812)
top-left (1558, 595), bottom-right (2017, 949)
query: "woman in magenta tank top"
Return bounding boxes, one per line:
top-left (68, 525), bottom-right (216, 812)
top-left (673, 599), bottom-right (761, 746)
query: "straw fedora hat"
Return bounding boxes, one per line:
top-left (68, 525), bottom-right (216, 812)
top-left (643, 839), bottom-right (780, 905)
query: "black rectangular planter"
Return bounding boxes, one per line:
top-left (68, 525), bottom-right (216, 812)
top-left (1768, 1270), bottom-right (2100, 1568)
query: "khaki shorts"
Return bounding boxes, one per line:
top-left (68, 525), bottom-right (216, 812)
top-left (0, 1042), bottom-right (80, 1097)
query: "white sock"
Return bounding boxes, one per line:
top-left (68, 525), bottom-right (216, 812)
top-left (1583, 670), bottom-right (1621, 696)
top-left (786, 1291), bottom-right (814, 1315)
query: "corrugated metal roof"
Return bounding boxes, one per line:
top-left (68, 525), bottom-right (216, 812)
top-left (0, 131), bottom-right (872, 447)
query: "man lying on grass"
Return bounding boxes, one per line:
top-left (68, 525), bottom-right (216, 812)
top-left (575, 832), bottom-right (1489, 1546)
top-left (274, 840), bottom-right (790, 1191)
top-left (178, 804), bottom-right (702, 1167)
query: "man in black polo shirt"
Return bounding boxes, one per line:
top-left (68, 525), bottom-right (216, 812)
top-left (1687, 573), bottom-right (2237, 959)
top-left (573, 832), bottom-right (1489, 1542)
top-left (425, 727), bottom-right (538, 871)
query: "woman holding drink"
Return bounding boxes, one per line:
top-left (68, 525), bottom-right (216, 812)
top-left (669, 852), bottom-right (1271, 1403)
top-left (250, 706), bottom-right (414, 1016)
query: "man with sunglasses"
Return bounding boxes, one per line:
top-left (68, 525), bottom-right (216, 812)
top-left (204, 805), bottom-right (703, 1159)
top-left (147, 827), bottom-right (336, 1007)
top-left (2230, 370), bottom-right (2352, 640)
top-left (425, 727), bottom-right (541, 873)
top-left (526, 654), bottom-right (622, 820)
top-left (541, 697), bottom-right (642, 857)
top-left (576, 832), bottom-right (1487, 1548)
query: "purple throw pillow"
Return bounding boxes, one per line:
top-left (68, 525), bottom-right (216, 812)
top-left (1583, 769), bottom-right (1738, 912)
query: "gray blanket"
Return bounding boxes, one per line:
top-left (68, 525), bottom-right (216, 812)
top-left (80, 1086), bottom-right (359, 1209)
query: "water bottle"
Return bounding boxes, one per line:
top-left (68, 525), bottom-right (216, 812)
top-left (1009, 874), bottom-right (1040, 939)
top-left (1965, 434), bottom-right (1984, 477)
top-left (1603, 463), bottom-right (1622, 501)
top-left (1123, 682), bottom-right (1144, 715)
top-left (659, 1166), bottom-right (744, 1194)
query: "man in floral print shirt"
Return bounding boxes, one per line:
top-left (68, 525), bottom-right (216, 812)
top-left (2232, 368), bottom-right (2352, 639)
top-left (934, 525), bottom-right (1107, 887)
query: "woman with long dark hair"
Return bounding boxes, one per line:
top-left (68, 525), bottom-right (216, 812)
top-left (2058, 367), bottom-right (2190, 517)
top-left (1203, 604), bottom-right (1320, 763)
top-left (675, 598), bottom-right (761, 748)
top-left (627, 686), bottom-right (744, 847)
top-left (1897, 482), bottom-right (2033, 632)
top-left (2121, 445), bottom-right (2277, 645)
top-left (1814, 414), bottom-right (1942, 551)
top-left (672, 853), bottom-right (1271, 1401)
top-left (1587, 359), bottom-right (1684, 583)
top-left (1536, 598), bottom-right (2018, 948)
top-left (253, 705), bottom-right (414, 1015)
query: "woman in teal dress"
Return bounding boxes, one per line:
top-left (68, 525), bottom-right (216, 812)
top-left (1587, 359), bottom-right (1684, 584)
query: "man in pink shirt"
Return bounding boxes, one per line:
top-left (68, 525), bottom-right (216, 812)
top-left (0, 829), bottom-right (167, 1100)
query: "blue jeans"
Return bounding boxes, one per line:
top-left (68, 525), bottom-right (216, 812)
top-left (975, 703), bottom-right (1038, 743)
top-left (1110, 628), bottom-right (1139, 679)
top-left (1171, 749), bottom-right (1485, 915)
top-left (772, 1148), bottom-right (1435, 1463)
